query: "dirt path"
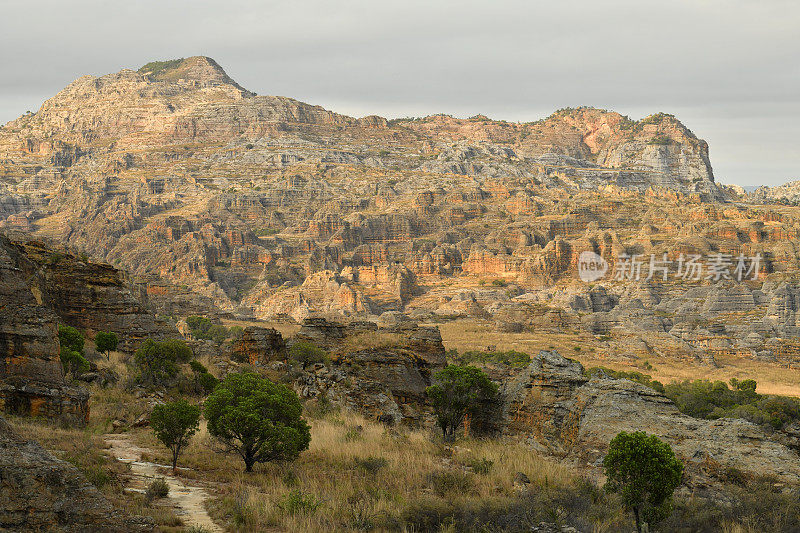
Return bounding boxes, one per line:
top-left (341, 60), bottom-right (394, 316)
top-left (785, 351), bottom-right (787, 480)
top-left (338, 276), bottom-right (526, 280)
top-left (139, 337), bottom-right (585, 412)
top-left (104, 433), bottom-right (223, 532)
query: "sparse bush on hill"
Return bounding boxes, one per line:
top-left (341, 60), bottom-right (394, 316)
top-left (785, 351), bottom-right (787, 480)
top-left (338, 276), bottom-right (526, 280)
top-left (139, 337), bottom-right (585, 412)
top-left (452, 349), bottom-right (531, 368)
top-left (138, 58), bottom-right (184, 75)
top-left (587, 366), bottom-right (665, 393)
top-left (664, 378), bottom-right (800, 430)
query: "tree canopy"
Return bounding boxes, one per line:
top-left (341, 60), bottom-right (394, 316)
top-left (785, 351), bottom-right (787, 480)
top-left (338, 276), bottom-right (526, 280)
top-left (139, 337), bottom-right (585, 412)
top-left (134, 338), bottom-right (193, 387)
top-left (95, 331), bottom-right (119, 360)
top-left (151, 399), bottom-right (201, 473)
top-left (425, 365), bottom-right (499, 440)
top-left (603, 431), bottom-right (683, 532)
top-left (204, 372), bottom-right (311, 472)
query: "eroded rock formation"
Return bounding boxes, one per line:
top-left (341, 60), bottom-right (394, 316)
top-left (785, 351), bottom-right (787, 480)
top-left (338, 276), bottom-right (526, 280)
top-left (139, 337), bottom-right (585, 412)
top-left (504, 351), bottom-right (800, 483)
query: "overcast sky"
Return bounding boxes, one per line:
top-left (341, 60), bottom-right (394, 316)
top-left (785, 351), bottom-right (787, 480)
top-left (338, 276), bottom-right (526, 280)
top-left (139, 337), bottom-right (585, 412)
top-left (1, 0), bottom-right (798, 186)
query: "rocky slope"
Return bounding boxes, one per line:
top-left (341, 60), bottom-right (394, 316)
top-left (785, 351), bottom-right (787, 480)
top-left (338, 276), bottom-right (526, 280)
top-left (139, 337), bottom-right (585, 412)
top-left (505, 351), bottom-right (800, 484)
top-left (0, 416), bottom-right (153, 532)
top-left (0, 56), bottom-right (730, 317)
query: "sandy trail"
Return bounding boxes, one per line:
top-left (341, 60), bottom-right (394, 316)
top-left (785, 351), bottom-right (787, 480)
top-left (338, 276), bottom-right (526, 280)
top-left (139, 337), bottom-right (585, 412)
top-left (104, 433), bottom-right (223, 532)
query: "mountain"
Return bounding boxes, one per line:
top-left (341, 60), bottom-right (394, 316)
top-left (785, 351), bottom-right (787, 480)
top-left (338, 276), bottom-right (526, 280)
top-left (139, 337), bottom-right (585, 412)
top-left (0, 56), bottom-right (789, 323)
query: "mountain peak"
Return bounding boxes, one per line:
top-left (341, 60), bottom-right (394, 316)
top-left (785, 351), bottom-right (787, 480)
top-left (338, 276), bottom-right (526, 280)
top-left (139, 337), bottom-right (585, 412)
top-left (137, 56), bottom-right (249, 93)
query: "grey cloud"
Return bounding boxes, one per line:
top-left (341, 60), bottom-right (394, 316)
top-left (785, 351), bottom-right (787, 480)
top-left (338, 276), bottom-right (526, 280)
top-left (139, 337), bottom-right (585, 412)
top-left (1, 0), bottom-right (798, 185)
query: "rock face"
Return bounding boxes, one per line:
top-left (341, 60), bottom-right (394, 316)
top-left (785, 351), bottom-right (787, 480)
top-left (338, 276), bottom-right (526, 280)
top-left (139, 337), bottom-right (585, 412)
top-left (288, 317), bottom-right (447, 425)
top-left (7, 238), bottom-right (177, 353)
top-left (0, 416), bottom-right (153, 532)
top-left (0, 234), bottom-right (176, 424)
top-left (504, 351), bottom-right (800, 483)
top-left (0, 236), bottom-right (88, 425)
top-left (229, 326), bottom-right (286, 364)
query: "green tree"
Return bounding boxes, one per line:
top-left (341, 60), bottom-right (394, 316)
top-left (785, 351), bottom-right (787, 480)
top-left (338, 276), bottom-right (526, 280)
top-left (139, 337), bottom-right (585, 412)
top-left (189, 360), bottom-right (219, 394)
top-left (425, 365), bottom-right (499, 440)
top-left (58, 325), bottom-right (84, 353)
top-left (288, 341), bottom-right (327, 369)
top-left (204, 372), bottom-right (311, 472)
top-left (150, 399), bottom-right (201, 473)
top-left (58, 325), bottom-right (89, 378)
top-left (134, 338), bottom-right (193, 387)
top-left (603, 431), bottom-right (683, 532)
top-left (95, 331), bottom-right (119, 360)
top-left (186, 316), bottom-right (229, 344)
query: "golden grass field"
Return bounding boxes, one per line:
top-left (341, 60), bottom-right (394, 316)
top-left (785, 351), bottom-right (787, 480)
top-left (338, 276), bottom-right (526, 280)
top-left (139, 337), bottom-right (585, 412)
top-left (436, 318), bottom-right (800, 397)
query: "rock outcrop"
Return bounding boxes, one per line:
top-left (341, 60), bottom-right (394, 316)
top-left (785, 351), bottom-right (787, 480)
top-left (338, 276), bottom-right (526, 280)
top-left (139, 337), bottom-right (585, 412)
top-left (287, 317), bottom-right (446, 425)
top-left (504, 351), bottom-right (800, 483)
top-left (229, 326), bottom-right (286, 365)
top-left (0, 236), bottom-right (88, 425)
top-left (0, 416), bottom-right (153, 532)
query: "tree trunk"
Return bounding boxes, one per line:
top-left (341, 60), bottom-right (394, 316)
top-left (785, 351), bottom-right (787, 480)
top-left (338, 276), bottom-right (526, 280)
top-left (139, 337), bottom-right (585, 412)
top-left (172, 451), bottom-right (178, 474)
top-left (633, 506), bottom-right (641, 533)
top-left (244, 449), bottom-right (255, 472)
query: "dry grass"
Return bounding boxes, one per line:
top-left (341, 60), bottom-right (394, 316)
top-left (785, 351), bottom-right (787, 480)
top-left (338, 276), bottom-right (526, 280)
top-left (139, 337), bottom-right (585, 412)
top-left (336, 331), bottom-right (405, 355)
top-left (438, 318), bottom-right (800, 397)
top-left (8, 416), bottom-right (184, 532)
top-left (131, 411), bottom-right (602, 532)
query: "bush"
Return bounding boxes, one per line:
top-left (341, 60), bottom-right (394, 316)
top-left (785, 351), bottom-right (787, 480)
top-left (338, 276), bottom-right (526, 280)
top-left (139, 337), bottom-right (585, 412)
top-left (150, 399), bottom-right (201, 472)
top-left (465, 457), bottom-right (493, 475)
top-left (603, 431), bottom-right (683, 532)
top-left (197, 371), bottom-right (219, 393)
top-left (587, 367), bottom-right (665, 393)
top-left (145, 478), bottom-right (170, 502)
top-left (185, 316), bottom-right (229, 344)
top-left (664, 378), bottom-right (800, 430)
top-left (204, 372), bottom-right (311, 471)
top-left (455, 349), bottom-right (531, 368)
top-left (133, 338), bottom-right (193, 388)
top-left (427, 470), bottom-right (474, 496)
top-left (278, 489), bottom-right (321, 516)
top-left (58, 325), bottom-right (84, 354)
top-left (288, 341), bottom-right (328, 369)
top-left (188, 360), bottom-right (218, 394)
top-left (60, 346), bottom-right (90, 378)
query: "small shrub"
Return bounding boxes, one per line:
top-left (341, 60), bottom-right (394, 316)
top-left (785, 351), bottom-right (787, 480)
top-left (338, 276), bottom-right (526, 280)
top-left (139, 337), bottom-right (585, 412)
top-left (427, 470), bottom-right (474, 497)
top-left (145, 478), bottom-right (170, 502)
top-left (465, 457), bottom-right (493, 475)
top-left (278, 489), bottom-right (321, 516)
top-left (587, 367), bottom-right (665, 393)
top-left (288, 341), bottom-right (328, 369)
top-left (198, 371), bottom-right (218, 393)
top-left (354, 456), bottom-right (389, 475)
top-left (343, 425), bottom-right (364, 442)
